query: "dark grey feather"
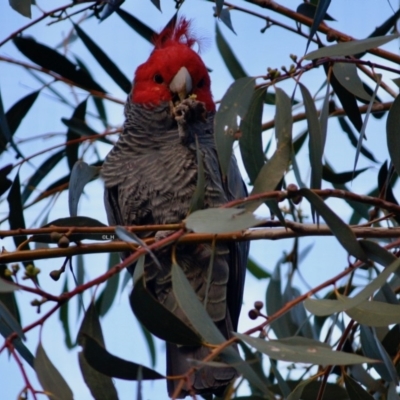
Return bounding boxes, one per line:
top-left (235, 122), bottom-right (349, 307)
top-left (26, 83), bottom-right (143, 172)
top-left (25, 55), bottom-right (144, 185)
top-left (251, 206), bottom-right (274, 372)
top-left (102, 98), bottom-right (248, 398)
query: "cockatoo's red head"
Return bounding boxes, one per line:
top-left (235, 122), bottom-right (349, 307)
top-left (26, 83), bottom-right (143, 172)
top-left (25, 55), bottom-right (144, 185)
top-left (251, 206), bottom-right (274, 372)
top-left (131, 18), bottom-right (215, 113)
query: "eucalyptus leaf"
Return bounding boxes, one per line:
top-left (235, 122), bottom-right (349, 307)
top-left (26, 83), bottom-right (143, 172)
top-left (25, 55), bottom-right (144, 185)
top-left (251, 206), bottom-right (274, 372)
top-left (185, 208), bottom-right (260, 234)
top-left (235, 333), bottom-right (377, 365)
top-left (305, 34), bottom-right (399, 59)
top-left (35, 343), bottom-right (73, 400)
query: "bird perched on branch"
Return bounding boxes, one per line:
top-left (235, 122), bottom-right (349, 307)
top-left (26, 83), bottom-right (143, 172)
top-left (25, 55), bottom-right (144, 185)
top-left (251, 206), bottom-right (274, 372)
top-left (102, 18), bottom-right (248, 398)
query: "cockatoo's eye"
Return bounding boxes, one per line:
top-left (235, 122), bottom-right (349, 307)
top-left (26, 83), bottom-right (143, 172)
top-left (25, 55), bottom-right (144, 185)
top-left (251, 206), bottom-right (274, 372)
top-left (197, 78), bottom-right (205, 88)
top-left (153, 74), bottom-right (164, 84)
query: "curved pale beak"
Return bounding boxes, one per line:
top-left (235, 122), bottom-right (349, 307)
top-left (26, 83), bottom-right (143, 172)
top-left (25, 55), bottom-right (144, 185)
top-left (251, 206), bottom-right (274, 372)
top-left (169, 66), bottom-right (192, 101)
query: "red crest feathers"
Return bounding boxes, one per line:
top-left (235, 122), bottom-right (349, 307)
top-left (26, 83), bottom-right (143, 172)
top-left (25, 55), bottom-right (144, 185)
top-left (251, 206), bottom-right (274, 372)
top-left (153, 17), bottom-right (199, 50)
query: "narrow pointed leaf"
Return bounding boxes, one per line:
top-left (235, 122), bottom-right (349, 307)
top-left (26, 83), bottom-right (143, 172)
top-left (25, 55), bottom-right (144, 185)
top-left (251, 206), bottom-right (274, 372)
top-left (9, 0), bottom-right (31, 17)
top-left (239, 88), bottom-right (266, 184)
top-left (299, 189), bottom-right (367, 261)
top-left (305, 34), bottom-right (399, 59)
top-left (305, 257), bottom-right (400, 316)
top-left (386, 93), bottom-right (400, 178)
top-left (82, 334), bottom-right (164, 380)
top-left (0, 300), bottom-right (24, 340)
top-left (74, 24), bottom-right (131, 94)
top-left (338, 117), bottom-right (376, 161)
top-left (353, 76), bottom-right (380, 173)
top-left (235, 333), bottom-right (377, 365)
top-left (305, 0), bottom-right (331, 51)
top-left (65, 99), bottom-right (86, 172)
top-left (345, 299), bottom-right (400, 327)
top-left (130, 275), bottom-right (201, 346)
top-left (13, 37), bottom-right (105, 92)
top-left (77, 303), bottom-right (118, 398)
top-left (116, 9), bottom-right (155, 43)
top-left (0, 278), bottom-right (18, 292)
top-left (343, 374), bottom-right (374, 400)
top-left (216, 23), bottom-right (247, 80)
top-left (35, 343), bottom-right (73, 400)
top-left (69, 161), bottom-right (99, 217)
top-left (359, 239), bottom-right (396, 268)
top-left (322, 165), bottom-right (368, 184)
top-left (247, 88), bottom-right (292, 213)
top-left (185, 208), bottom-right (259, 234)
top-left (96, 252), bottom-right (120, 316)
top-left (6, 90), bottom-right (40, 136)
top-left (247, 258), bottom-right (270, 280)
top-left (217, 8), bottom-right (236, 34)
top-left (215, 77), bottom-right (254, 177)
top-left (360, 325), bottom-right (398, 382)
top-left (22, 150), bottom-right (65, 204)
top-left (299, 83), bottom-right (323, 191)
top-left (172, 263), bottom-right (225, 344)
top-left (333, 63), bottom-right (372, 101)
top-left (59, 279), bottom-right (74, 349)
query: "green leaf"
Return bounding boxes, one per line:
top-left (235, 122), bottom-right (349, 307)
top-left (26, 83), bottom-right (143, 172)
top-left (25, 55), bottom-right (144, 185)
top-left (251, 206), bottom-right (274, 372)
top-left (116, 8), bottom-right (155, 43)
top-left (353, 76), bottom-right (380, 173)
top-left (304, 257), bottom-right (400, 316)
top-left (386, 93), bottom-right (400, 178)
top-left (139, 323), bottom-right (156, 368)
top-left (247, 88), bottom-right (292, 213)
top-left (333, 63), bottom-right (372, 102)
top-left (22, 150), bottom-right (65, 204)
top-left (322, 165), bottom-right (368, 184)
top-left (82, 334), bottom-right (164, 381)
top-left (9, 0), bottom-right (31, 17)
top-left (338, 117), bottom-right (376, 162)
top-left (239, 88), bottom-right (266, 185)
top-left (171, 263), bottom-right (225, 344)
top-left (305, 0), bottom-right (331, 51)
top-left (30, 216), bottom-right (108, 243)
top-left (345, 299), bottom-right (400, 327)
top-left (74, 23), bottom-right (131, 94)
top-left (235, 333), bottom-right (377, 365)
top-left (59, 279), bottom-right (74, 349)
top-left (266, 261), bottom-right (297, 338)
top-left (96, 252), bottom-right (120, 317)
top-left (287, 378), bottom-right (315, 400)
top-left (217, 8), bottom-right (236, 34)
top-left (68, 161), bottom-right (99, 217)
top-left (77, 303), bottom-right (118, 399)
top-left (344, 374), bottom-right (374, 400)
top-left (360, 325), bottom-right (398, 382)
top-left (305, 34), bottom-right (399, 59)
top-left (35, 343), bottom-right (74, 400)
top-left (215, 77), bottom-right (254, 178)
top-left (299, 83), bottom-right (323, 191)
top-left (65, 99), bottom-right (87, 172)
top-left (359, 239), bottom-right (396, 268)
top-left (0, 278), bottom-right (18, 293)
top-left (130, 275), bottom-right (201, 346)
top-left (7, 174), bottom-right (33, 270)
top-left (6, 90), bottom-right (40, 136)
top-left (0, 300), bottom-right (24, 340)
top-left (299, 189), bottom-right (368, 261)
top-left (215, 23), bottom-right (247, 80)
top-left (247, 258), bottom-right (270, 280)
top-left (13, 36), bottom-right (105, 93)
top-left (0, 90), bottom-right (25, 158)
top-left (184, 208), bottom-right (260, 234)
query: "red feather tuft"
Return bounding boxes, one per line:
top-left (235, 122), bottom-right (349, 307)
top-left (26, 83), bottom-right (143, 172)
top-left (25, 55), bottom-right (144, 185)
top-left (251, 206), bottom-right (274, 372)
top-left (153, 17), bottom-right (198, 50)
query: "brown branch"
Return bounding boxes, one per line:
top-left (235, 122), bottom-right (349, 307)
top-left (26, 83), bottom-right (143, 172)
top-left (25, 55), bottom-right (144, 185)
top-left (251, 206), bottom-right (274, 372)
top-left (261, 101), bottom-right (392, 131)
top-left (2, 224), bottom-right (400, 264)
top-left (0, 56), bottom-right (124, 105)
top-left (245, 0), bottom-right (400, 64)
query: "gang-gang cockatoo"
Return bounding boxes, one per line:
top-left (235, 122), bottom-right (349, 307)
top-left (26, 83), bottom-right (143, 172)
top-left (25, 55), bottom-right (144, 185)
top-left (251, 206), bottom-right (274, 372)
top-left (102, 18), bottom-right (249, 398)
